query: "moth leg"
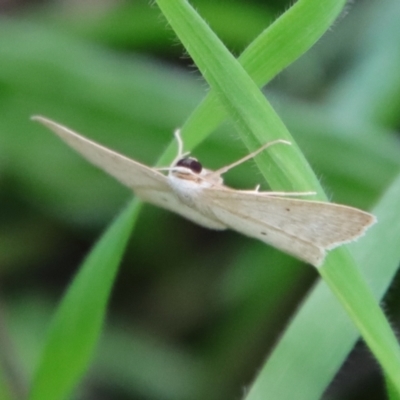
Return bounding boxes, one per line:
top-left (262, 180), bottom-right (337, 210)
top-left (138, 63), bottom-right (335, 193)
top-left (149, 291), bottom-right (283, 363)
top-left (209, 139), bottom-right (291, 178)
top-left (226, 183), bottom-right (316, 196)
top-left (255, 191), bottom-right (316, 197)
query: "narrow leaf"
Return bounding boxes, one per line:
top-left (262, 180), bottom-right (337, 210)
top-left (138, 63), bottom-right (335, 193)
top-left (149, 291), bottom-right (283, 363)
top-left (29, 200), bottom-right (140, 400)
top-left (155, 0), bottom-right (400, 393)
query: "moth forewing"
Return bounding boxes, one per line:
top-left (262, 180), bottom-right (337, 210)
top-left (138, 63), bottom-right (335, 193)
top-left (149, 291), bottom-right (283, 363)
top-left (207, 204), bottom-right (326, 266)
top-left (32, 116), bottom-right (168, 190)
top-left (204, 188), bottom-right (376, 266)
top-left (32, 116), bottom-right (227, 230)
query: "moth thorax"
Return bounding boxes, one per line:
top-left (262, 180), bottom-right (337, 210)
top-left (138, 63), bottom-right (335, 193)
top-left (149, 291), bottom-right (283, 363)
top-left (175, 157), bottom-right (202, 173)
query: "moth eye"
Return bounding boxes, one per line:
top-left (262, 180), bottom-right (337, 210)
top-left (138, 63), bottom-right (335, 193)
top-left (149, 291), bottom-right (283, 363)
top-left (176, 158), bottom-right (202, 174)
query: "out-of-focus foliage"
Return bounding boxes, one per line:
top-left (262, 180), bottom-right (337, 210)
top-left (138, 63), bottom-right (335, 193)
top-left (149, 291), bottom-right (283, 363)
top-left (0, 1), bottom-right (400, 399)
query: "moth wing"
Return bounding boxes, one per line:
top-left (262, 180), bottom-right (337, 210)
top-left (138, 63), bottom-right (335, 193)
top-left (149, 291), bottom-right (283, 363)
top-left (204, 189), bottom-right (376, 266)
top-left (32, 116), bottom-right (226, 230)
top-left (33, 116), bottom-right (169, 191)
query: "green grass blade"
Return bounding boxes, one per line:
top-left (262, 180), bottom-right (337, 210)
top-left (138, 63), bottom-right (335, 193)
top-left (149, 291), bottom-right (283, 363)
top-left (245, 172), bottom-right (400, 399)
top-left (28, 199), bottom-right (140, 400)
top-left (155, 0), bottom-right (400, 393)
top-left (157, 0), bottom-right (346, 165)
top-left (156, 0), bottom-right (323, 194)
top-left (387, 371), bottom-right (400, 400)
top-left (0, 371), bottom-right (14, 400)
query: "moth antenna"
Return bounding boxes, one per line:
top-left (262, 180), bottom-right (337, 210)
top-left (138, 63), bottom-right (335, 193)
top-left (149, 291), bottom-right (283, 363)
top-left (210, 139), bottom-right (291, 177)
top-left (170, 129), bottom-right (190, 166)
top-left (175, 129), bottom-right (184, 157)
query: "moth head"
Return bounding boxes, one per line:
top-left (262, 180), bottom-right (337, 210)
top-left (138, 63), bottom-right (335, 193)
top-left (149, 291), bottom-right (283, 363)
top-left (170, 157), bottom-right (223, 186)
top-left (175, 157), bottom-right (202, 174)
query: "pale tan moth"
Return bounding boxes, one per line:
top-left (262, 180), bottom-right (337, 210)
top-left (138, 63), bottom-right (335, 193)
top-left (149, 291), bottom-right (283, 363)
top-left (32, 116), bottom-right (376, 267)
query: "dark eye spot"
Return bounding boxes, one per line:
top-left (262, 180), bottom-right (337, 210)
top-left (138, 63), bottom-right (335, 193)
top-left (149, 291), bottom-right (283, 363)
top-left (176, 157), bottom-right (202, 173)
top-left (261, 232), bottom-right (267, 236)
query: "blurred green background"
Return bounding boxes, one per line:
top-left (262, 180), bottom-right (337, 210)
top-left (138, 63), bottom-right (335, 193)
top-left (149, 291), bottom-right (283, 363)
top-left (1, 0), bottom-right (400, 399)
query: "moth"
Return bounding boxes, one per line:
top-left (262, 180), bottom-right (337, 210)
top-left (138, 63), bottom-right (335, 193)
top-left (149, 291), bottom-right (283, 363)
top-left (32, 116), bottom-right (376, 267)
